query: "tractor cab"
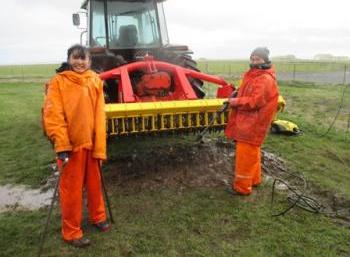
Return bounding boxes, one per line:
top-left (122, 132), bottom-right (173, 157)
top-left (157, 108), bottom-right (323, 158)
top-left (73, 0), bottom-right (190, 71)
top-left (81, 0), bottom-right (169, 49)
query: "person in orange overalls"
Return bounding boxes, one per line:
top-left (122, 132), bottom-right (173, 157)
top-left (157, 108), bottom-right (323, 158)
top-left (43, 44), bottom-right (110, 247)
top-left (225, 47), bottom-right (279, 195)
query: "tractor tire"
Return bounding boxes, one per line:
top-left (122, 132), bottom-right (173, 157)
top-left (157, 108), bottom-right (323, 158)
top-left (163, 52), bottom-right (206, 98)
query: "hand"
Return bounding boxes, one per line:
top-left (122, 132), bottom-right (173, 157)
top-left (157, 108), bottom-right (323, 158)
top-left (57, 151), bottom-right (70, 163)
top-left (228, 97), bottom-right (238, 107)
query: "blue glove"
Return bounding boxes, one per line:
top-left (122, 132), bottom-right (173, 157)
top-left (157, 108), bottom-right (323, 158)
top-left (57, 151), bottom-right (70, 163)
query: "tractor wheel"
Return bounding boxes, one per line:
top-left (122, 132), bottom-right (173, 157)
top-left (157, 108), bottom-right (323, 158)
top-left (164, 53), bottom-right (206, 98)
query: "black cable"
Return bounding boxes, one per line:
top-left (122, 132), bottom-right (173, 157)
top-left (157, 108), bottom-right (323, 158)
top-left (320, 82), bottom-right (348, 137)
top-left (271, 175), bottom-right (307, 217)
top-left (270, 174), bottom-right (350, 218)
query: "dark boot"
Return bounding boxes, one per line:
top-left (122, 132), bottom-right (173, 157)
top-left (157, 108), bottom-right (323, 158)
top-left (93, 221), bottom-right (111, 232)
top-left (226, 187), bottom-right (248, 196)
top-left (64, 237), bottom-right (91, 248)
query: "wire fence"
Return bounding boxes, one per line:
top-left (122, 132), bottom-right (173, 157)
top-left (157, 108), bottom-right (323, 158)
top-left (197, 61), bottom-right (350, 85)
top-left (0, 64), bottom-right (57, 83)
top-left (0, 61), bottom-right (350, 85)
top-left (196, 61), bottom-right (350, 134)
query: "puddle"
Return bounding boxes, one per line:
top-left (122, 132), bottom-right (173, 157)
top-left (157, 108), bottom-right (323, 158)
top-left (0, 184), bottom-right (54, 213)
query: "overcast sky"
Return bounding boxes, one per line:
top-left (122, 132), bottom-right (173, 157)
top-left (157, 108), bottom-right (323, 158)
top-left (1, 0), bottom-right (350, 64)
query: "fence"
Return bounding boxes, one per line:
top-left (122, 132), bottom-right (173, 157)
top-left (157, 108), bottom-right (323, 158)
top-left (197, 61), bottom-right (350, 85)
top-left (0, 61), bottom-right (350, 85)
top-left (0, 64), bottom-right (57, 82)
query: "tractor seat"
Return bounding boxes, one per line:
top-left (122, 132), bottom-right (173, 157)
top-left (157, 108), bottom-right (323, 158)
top-left (118, 25), bottom-right (138, 47)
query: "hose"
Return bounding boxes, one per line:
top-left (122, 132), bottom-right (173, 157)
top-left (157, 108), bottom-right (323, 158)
top-left (270, 172), bottom-right (350, 218)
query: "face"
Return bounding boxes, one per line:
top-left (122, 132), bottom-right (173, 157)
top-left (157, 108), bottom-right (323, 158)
top-left (68, 51), bottom-right (91, 73)
top-left (250, 55), bottom-right (265, 66)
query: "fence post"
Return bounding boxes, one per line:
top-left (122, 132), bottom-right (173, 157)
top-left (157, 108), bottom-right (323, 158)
top-left (343, 64), bottom-right (347, 85)
top-left (21, 65), bottom-right (24, 82)
top-left (348, 81), bottom-right (350, 133)
top-left (292, 64), bottom-right (296, 81)
top-left (205, 62), bottom-right (209, 73)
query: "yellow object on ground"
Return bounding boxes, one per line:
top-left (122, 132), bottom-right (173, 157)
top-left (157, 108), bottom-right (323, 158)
top-left (271, 119), bottom-right (301, 135)
top-left (272, 95), bottom-right (301, 135)
top-left (277, 95), bottom-right (286, 112)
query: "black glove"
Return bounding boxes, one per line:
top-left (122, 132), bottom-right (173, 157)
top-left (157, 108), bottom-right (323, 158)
top-left (57, 151), bottom-right (70, 163)
top-left (231, 90), bottom-right (238, 98)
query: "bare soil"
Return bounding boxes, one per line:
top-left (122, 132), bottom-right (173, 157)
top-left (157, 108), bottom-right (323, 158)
top-left (104, 138), bottom-right (350, 226)
top-left (2, 138), bottom-right (348, 226)
top-left (105, 139), bottom-right (235, 192)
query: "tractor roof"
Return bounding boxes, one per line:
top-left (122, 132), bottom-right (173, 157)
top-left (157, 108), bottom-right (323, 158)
top-left (81, 0), bottom-right (166, 9)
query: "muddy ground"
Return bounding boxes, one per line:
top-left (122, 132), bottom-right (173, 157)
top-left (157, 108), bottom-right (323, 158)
top-left (2, 139), bottom-right (349, 226)
top-left (103, 138), bottom-right (350, 226)
top-left (105, 139), bottom-right (234, 191)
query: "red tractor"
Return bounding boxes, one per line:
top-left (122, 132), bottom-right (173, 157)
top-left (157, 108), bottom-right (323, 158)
top-left (73, 0), bottom-right (234, 136)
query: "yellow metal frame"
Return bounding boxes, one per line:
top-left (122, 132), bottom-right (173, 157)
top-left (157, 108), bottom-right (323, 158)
top-left (105, 99), bottom-right (228, 136)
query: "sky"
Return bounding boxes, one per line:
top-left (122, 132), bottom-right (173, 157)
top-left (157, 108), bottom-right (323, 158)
top-left (1, 0), bottom-right (350, 64)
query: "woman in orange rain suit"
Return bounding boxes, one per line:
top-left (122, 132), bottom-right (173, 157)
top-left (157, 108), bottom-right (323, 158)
top-left (43, 44), bottom-right (110, 248)
top-left (225, 47), bottom-right (279, 195)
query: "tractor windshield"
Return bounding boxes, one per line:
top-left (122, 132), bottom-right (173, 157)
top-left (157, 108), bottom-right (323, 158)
top-left (90, 0), bottom-right (169, 49)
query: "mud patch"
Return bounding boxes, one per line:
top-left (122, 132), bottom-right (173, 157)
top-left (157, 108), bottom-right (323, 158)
top-left (105, 139), bottom-right (235, 192)
top-left (105, 139), bottom-right (292, 193)
top-left (0, 164), bottom-right (58, 213)
top-left (0, 184), bottom-right (54, 213)
top-left (105, 138), bottom-right (349, 226)
top-left (262, 151), bottom-right (350, 226)
top-left (105, 139), bottom-right (291, 192)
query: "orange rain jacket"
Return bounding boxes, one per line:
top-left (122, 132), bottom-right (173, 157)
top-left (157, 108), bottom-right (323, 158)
top-left (43, 70), bottom-right (106, 160)
top-left (225, 66), bottom-right (279, 146)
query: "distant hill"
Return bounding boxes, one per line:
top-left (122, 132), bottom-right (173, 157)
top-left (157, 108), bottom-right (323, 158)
top-left (314, 54), bottom-right (350, 61)
top-left (272, 55), bottom-right (297, 61)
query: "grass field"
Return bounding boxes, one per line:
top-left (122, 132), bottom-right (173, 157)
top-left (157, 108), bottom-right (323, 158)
top-left (0, 65), bottom-right (349, 256)
top-left (0, 64), bottom-right (57, 80)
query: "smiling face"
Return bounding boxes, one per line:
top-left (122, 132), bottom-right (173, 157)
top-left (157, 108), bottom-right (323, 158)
top-left (250, 55), bottom-right (265, 66)
top-left (68, 50), bottom-right (91, 73)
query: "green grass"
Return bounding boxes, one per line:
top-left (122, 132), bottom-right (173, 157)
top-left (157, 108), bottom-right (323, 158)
top-left (1, 187), bottom-right (350, 257)
top-left (0, 83), bottom-right (54, 186)
top-left (0, 64), bottom-right (57, 79)
top-left (264, 81), bottom-right (350, 198)
top-left (0, 77), bottom-right (350, 256)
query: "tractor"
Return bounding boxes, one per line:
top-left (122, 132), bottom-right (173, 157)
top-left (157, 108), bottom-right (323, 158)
top-left (73, 0), bottom-right (235, 136)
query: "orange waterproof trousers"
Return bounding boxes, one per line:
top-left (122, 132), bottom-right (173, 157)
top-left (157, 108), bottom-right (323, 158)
top-left (233, 142), bottom-right (262, 195)
top-left (59, 149), bottom-right (106, 241)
